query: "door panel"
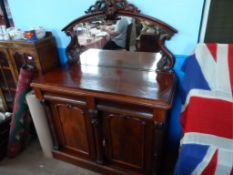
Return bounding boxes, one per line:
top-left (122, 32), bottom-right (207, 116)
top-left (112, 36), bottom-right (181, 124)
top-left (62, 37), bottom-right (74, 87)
top-left (50, 102), bottom-right (91, 158)
top-left (9, 48), bottom-right (40, 75)
top-left (0, 50), bottom-right (10, 67)
top-left (0, 48), bottom-right (17, 84)
top-left (57, 104), bottom-right (89, 153)
top-left (103, 113), bottom-right (147, 171)
top-left (0, 49), bottom-right (16, 111)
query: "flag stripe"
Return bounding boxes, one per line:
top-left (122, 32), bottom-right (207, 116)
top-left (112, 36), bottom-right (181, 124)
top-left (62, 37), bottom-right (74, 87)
top-left (215, 149), bottom-right (233, 175)
top-left (182, 97), bottom-right (233, 139)
top-left (201, 150), bottom-right (218, 175)
top-left (195, 44), bottom-right (217, 90)
top-left (206, 43), bottom-right (217, 62)
top-left (216, 44), bottom-right (233, 96)
top-left (181, 89), bottom-right (232, 113)
top-left (191, 147), bottom-right (216, 175)
top-left (174, 144), bottom-right (209, 175)
top-left (182, 133), bottom-right (233, 150)
top-left (228, 44), bottom-right (233, 95)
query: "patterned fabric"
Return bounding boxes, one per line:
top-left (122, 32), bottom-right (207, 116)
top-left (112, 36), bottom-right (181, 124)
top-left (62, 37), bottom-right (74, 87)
top-left (7, 65), bottom-right (34, 158)
top-left (175, 43), bottom-right (233, 175)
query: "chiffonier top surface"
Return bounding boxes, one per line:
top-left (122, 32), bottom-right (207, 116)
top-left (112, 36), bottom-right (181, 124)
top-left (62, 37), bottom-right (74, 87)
top-left (32, 49), bottom-right (176, 109)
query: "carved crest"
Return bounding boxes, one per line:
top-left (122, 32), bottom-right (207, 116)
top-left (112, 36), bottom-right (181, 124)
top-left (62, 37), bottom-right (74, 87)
top-left (85, 0), bottom-right (140, 19)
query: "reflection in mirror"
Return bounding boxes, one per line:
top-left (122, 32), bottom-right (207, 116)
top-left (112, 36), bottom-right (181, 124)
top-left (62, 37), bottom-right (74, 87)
top-left (135, 18), bottom-right (168, 53)
top-left (73, 16), bottom-right (167, 54)
top-left (73, 18), bottom-right (111, 51)
top-left (73, 16), bottom-right (131, 52)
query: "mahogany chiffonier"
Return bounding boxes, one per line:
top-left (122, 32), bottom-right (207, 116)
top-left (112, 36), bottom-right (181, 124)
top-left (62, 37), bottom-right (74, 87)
top-left (31, 0), bottom-right (178, 174)
top-left (31, 49), bottom-right (176, 175)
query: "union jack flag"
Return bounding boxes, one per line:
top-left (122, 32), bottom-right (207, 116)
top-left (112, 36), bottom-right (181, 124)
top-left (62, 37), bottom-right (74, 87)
top-left (174, 43), bottom-right (233, 175)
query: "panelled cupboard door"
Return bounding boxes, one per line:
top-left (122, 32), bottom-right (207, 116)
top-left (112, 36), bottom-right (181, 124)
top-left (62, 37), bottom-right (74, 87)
top-left (102, 112), bottom-right (154, 173)
top-left (0, 49), bottom-right (10, 67)
top-left (0, 48), bottom-right (18, 83)
top-left (49, 101), bottom-right (93, 159)
top-left (8, 48), bottom-right (41, 76)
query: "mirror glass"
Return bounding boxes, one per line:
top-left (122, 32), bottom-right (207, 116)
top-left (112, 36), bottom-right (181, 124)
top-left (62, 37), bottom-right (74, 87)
top-left (72, 16), bottom-right (166, 54)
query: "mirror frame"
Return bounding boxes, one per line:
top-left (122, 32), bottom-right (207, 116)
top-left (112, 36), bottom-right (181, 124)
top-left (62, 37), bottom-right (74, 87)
top-left (62, 0), bottom-right (177, 72)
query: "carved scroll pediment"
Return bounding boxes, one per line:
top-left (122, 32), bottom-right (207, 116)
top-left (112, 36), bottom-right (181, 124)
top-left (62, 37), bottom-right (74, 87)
top-left (85, 0), bottom-right (140, 19)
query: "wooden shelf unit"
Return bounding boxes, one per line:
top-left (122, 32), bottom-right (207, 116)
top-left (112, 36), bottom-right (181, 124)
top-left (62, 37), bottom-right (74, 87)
top-left (0, 32), bottom-right (59, 111)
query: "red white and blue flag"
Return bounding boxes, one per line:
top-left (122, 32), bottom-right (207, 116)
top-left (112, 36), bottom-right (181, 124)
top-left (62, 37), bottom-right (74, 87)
top-left (175, 43), bottom-right (233, 175)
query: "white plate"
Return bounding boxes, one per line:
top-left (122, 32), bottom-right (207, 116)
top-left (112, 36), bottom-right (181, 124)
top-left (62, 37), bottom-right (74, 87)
top-left (96, 31), bottom-right (108, 37)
